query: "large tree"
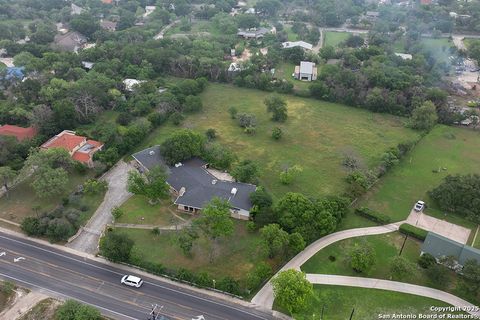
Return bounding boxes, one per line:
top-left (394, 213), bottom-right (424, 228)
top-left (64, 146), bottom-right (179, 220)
top-left (55, 300), bottom-right (102, 320)
top-left (409, 100), bottom-right (438, 131)
top-left (127, 166), bottom-right (169, 204)
top-left (193, 197), bottom-right (234, 261)
top-left (350, 241), bottom-right (376, 273)
top-left (264, 94), bottom-right (288, 122)
top-left (260, 224), bottom-right (289, 258)
top-left (100, 231), bottom-right (134, 263)
top-left (271, 270), bottom-right (313, 315)
top-left (160, 130), bottom-right (205, 165)
top-left (0, 166), bottom-right (17, 197)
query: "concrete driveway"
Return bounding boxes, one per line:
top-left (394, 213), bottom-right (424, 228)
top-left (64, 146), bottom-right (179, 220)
top-left (406, 209), bottom-right (471, 244)
top-left (66, 161), bottom-right (134, 254)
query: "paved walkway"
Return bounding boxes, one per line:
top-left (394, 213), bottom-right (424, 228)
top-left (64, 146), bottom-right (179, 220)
top-left (113, 220), bottom-right (191, 230)
top-left (251, 222), bottom-right (402, 308)
top-left (307, 274), bottom-right (480, 318)
top-left (66, 161), bottom-right (133, 254)
top-left (406, 209), bottom-right (471, 244)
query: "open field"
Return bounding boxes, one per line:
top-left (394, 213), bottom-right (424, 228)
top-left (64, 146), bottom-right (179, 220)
top-left (301, 231), bottom-right (479, 304)
top-left (0, 171), bottom-right (96, 225)
top-left (117, 196), bottom-right (186, 226)
top-left (114, 221), bottom-right (280, 288)
top-left (360, 125), bottom-right (480, 229)
top-left (291, 285), bottom-right (459, 320)
top-left (141, 83), bottom-right (419, 199)
top-left (323, 31), bottom-right (351, 47)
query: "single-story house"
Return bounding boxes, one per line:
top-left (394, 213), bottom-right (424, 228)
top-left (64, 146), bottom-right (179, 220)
top-left (365, 11), bottom-right (380, 20)
top-left (53, 32), bottom-right (87, 53)
top-left (132, 146), bottom-right (257, 220)
top-left (281, 41), bottom-right (313, 51)
top-left (123, 78), bottom-right (146, 92)
top-left (394, 52), bottom-right (413, 60)
top-left (294, 61), bottom-right (317, 81)
top-left (100, 19), bottom-right (117, 32)
top-left (421, 232), bottom-right (480, 267)
top-left (81, 61), bottom-right (94, 70)
top-left (237, 27), bottom-right (271, 39)
top-left (41, 130), bottom-right (103, 168)
top-left (0, 125), bottom-right (37, 141)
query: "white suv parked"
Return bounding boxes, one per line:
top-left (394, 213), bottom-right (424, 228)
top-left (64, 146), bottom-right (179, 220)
top-left (414, 200), bottom-right (425, 212)
top-left (121, 275), bottom-right (144, 288)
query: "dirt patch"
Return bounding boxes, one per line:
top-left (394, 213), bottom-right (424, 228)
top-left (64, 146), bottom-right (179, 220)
top-left (19, 298), bottom-right (60, 320)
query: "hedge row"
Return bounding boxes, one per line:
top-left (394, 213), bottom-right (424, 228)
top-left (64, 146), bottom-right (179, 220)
top-left (354, 207), bottom-right (391, 224)
top-left (399, 223), bottom-right (428, 241)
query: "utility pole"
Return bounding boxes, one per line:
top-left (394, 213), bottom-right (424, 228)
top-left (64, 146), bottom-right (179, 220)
top-left (399, 235), bottom-right (408, 256)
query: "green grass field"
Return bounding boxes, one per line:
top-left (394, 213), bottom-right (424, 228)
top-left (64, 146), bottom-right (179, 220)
top-left (323, 31), bottom-right (352, 47)
top-left (114, 221), bottom-right (281, 287)
top-left (0, 171), bottom-right (96, 225)
top-left (360, 125), bottom-right (480, 227)
top-left (117, 196), bottom-right (186, 226)
top-left (141, 83), bottom-right (418, 200)
top-left (291, 285), bottom-right (459, 320)
top-left (301, 232), bottom-right (423, 282)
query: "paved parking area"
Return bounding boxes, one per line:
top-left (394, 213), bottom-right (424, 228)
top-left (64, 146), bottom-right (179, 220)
top-left (406, 210), bottom-right (471, 244)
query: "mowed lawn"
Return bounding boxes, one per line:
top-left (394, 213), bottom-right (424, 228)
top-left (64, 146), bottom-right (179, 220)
top-left (291, 285), bottom-right (459, 320)
top-left (141, 84), bottom-right (419, 199)
top-left (0, 172), bottom-right (96, 225)
top-left (115, 221), bottom-right (280, 286)
top-left (360, 125), bottom-right (480, 226)
top-left (117, 196), bottom-right (186, 226)
top-left (323, 31), bottom-right (352, 47)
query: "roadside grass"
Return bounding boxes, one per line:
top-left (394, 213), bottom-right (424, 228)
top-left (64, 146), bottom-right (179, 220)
top-left (116, 196), bottom-right (185, 226)
top-left (0, 292), bottom-right (8, 313)
top-left (19, 298), bottom-right (60, 320)
top-left (0, 171), bottom-right (96, 225)
top-left (140, 83), bottom-right (419, 200)
top-left (323, 31), bottom-right (351, 47)
top-left (359, 125), bottom-right (480, 230)
top-left (300, 231), bottom-right (479, 305)
top-left (0, 281), bottom-right (15, 313)
top-left (114, 221), bottom-right (281, 288)
top-left (290, 285), bottom-right (460, 320)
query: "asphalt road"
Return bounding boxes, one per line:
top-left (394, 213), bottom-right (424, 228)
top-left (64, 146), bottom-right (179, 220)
top-left (0, 232), bottom-right (275, 320)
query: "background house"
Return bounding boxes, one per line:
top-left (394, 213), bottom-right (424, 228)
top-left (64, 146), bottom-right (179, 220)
top-left (41, 130), bottom-right (103, 168)
top-left (295, 61), bottom-right (317, 81)
top-left (421, 232), bottom-right (480, 267)
top-left (53, 32), bottom-right (87, 53)
top-left (282, 41), bottom-right (313, 51)
top-left (132, 146), bottom-right (257, 220)
top-left (237, 27), bottom-right (271, 39)
top-left (0, 125), bottom-right (37, 141)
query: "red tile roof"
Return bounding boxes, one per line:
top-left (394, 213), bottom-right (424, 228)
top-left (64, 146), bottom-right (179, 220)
top-left (42, 131), bottom-right (86, 152)
top-left (0, 125), bottom-right (37, 141)
top-left (72, 152), bottom-right (91, 163)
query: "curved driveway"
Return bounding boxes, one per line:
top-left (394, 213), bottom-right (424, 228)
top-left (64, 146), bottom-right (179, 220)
top-left (251, 222), bottom-right (402, 308)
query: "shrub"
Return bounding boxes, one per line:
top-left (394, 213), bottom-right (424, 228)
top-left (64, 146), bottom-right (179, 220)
top-left (246, 262), bottom-right (272, 291)
top-left (246, 221), bottom-right (256, 233)
top-left (205, 128), bottom-right (216, 140)
top-left (354, 207), bottom-right (391, 224)
top-left (418, 253), bottom-right (436, 269)
top-left (1, 281), bottom-right (15, 295)
top-left (399, 223), bottom-right (428, 241)
top-left (83, 179), bottom-right (108, 195)
top-left (111, 206), bottom-right (124, 220)
top-left (237, 113), bottom-right (257, 128)
top-left (228, 106), bottom-right (238, 119)
top-left (21, 217), bottom-right (41, 236)
top-left (272, 127), bottom-right (282, 140)
top-left (328, 255), bottom-right (336, 262)
top-left (151, 227), bottom-right (160, 235)
top-left (170, 112), bottom-right (185, 125)
top-left (217, 276), bottom-right (241, 295)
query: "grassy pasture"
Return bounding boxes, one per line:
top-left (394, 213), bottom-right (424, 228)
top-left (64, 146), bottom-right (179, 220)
top-left (323, 31), bottom-right (352, 47)
top-left (141, 83), bottom-right (419, 200)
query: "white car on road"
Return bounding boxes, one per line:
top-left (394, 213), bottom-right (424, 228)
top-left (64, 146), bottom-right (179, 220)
top-left (414, 200), bottom-right (425, 212)
top-left (121, 275), bottom-right (144, 288)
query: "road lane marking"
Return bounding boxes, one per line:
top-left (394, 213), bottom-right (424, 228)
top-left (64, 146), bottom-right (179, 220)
top-left (0, 248), bottom-right (205, 318)
top-left (0, 252), bottom-right (5, 257)
top-left (0, 234), bottom-right (270, 320)
top-left (0, 272), bottom-right (138, 320)
top-left (13, 257), bottom-right (25, 262)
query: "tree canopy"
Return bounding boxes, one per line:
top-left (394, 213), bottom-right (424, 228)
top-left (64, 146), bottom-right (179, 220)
top-left (271, 269), bottom-right (313, 315)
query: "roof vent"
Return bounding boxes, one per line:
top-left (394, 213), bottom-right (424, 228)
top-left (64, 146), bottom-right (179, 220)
top-left (179, 187), bottom-right (186, 196)
top-left (231, 187), bottom-right (237, 195)
top-left (149, 150), bottom-right (155, 156)
top-left (212, 179), bottom-right (217, 185)
top-left (175, 162), bottom-right (182, 168)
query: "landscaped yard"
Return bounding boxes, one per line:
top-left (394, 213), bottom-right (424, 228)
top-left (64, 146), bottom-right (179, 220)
top-left (300, 231), bottom-right (479, 305)
top-left (114, 221), bottom-right (281, 289)
top-left (290, 285), bottom-right (460, 320)
top-left (0, 171), bottom-right (97, 226)
top-left (323, 31), bottom-right (352, 47)
top-left (140, 83), bottom-right (419, 200)
top-left (359, 125), bottom-right (480, 228)
top-left (117, 196), bottom-right (187, 226)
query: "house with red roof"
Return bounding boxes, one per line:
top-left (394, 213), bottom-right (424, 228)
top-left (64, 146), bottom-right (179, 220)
top-left (41, 130), bottom-right (103, 168)
top-left (0, 125), bottom-right (37, 141)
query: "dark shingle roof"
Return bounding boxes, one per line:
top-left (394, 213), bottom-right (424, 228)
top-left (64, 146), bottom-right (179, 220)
top-left (422, 232), bottom-right (480, 266)
top-left (132, 146), bottom-right (256, 211)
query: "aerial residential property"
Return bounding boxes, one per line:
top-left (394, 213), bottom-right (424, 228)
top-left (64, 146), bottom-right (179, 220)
top-left (294, 61), bottom-right (317, 81)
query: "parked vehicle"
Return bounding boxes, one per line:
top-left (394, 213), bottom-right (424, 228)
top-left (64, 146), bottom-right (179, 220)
top-left (414, 200), bottom-right (425, 212)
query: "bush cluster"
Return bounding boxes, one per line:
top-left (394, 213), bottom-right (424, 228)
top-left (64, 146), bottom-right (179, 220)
top-left (399, 223), bottom-right (428, 241)
top-left (354, 207), bottom-right (391, 224)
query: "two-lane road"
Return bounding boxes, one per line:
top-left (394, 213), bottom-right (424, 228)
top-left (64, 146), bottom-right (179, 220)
top-left (0, 232), bottom-right (275, 320)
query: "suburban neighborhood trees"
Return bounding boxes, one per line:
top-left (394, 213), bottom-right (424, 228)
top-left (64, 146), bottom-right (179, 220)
top-left (260, 224), bottom-right (289, 258)
top-left (271, 269), bottom-right (313, 315)
top-left (127, 166), bottom-right (169, 204)
top-left (160, 130), bottom-right (205, 165)
top-left (193, 198), bottom-right (234, 261)
top-left (264, 95), bottom-right (288, 122)
top-left (231, 160), bottom-right (259, 183)
top-left (100, 232), bottom-right (134, 263)
top-left (350, 241), bottom-right (376, 273)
